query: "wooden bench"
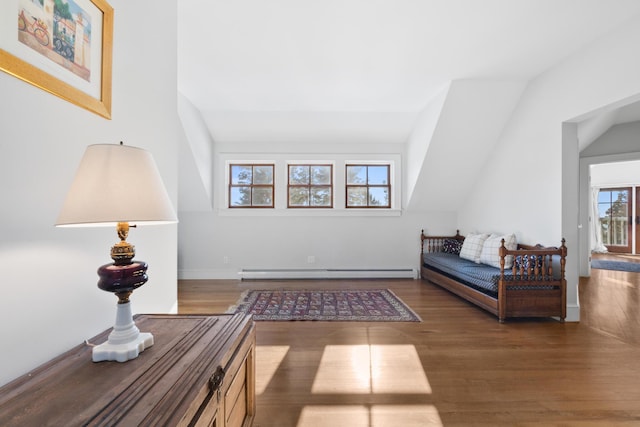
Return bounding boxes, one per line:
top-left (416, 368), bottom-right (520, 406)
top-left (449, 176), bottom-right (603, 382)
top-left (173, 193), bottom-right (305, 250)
top-left (420, 230), bottom-right (567, 322)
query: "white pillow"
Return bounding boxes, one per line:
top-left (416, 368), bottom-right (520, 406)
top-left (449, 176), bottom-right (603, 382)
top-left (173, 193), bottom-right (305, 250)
top-left (459, 233), bottom-right (490, 263)
top-left (480, 233), bottom-right (517, 269)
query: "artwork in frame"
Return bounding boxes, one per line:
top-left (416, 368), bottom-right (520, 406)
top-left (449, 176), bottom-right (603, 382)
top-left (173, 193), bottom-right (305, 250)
top-left (0, 0), bottom-right (113, 119)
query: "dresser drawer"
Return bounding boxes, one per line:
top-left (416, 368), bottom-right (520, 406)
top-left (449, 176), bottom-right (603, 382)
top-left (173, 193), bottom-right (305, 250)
top-left (226, 357), bottom-right (248, 427)
top-left (223, 326), bottom-right (255, 427)
top-left (227, 383), bottom-right (247, 427)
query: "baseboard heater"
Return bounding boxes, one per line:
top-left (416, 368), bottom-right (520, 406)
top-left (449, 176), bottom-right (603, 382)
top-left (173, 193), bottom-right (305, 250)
top-left (239, 268), bottom-right (416, 280)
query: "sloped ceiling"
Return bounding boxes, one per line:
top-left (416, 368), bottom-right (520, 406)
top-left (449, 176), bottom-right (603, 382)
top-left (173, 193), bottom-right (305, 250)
top-left (406, 80), bottom-right (527, 211)
top-left (179, 0), bottom-right (640, 119)
top-left (578, 100), bottom-right (640, 151)
top-left (176, 1), bottom-right (640, 211)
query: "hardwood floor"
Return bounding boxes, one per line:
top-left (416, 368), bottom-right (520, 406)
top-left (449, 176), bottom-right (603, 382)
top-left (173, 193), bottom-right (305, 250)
top-left (178, 269), bottom-right (640, 426)
top-left (580, 253), bottom-right (640, 346)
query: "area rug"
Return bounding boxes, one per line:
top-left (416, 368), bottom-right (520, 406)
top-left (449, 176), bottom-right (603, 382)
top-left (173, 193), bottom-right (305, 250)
top-left (591, 259), bottom-right (640, 272)
top-left (227, 289), bottom-right (421, 322)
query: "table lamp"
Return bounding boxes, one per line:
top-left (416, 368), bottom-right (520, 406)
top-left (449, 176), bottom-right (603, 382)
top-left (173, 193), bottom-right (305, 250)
top-left (56, 142), bottom-right (177, 362)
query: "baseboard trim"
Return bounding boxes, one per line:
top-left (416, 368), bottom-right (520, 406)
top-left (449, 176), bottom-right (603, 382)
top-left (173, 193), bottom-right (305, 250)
top-left (565, 303), bottom-right (580, 322)
top-left (239, 268), bottom-right (417, 280)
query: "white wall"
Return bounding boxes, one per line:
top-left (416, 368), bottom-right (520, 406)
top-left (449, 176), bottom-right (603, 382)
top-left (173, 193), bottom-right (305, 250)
top-left (178, 93), bottom-right (214, 211)
top-left (177, 79), bottom-right (525, 281)
top-left (178, 136), bottom-right (457, 279)
top-left (404, 84), bottom-right (449, 208)
top-left (591, 159), bottom-right (640, 186)
top-left (407, 79), bottom-right (526, 213)
top-left (0, 0), bottom-right (180, 387)
top-left (178, 209), bottom-right (455, 279)
top-left (458, 14), bottom-right (640, 321)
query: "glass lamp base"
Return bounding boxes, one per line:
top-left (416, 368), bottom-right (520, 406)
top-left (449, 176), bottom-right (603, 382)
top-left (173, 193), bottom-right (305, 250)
top-left (92, 301), bottom-right (154, 362)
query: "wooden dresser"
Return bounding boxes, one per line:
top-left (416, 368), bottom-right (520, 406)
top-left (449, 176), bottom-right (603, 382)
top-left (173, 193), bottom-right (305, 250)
top-left (0, 313), bottom-right (255, 427)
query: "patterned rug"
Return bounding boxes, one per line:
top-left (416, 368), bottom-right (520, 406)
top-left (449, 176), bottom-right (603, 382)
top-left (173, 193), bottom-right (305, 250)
top-left (228, 289), bottom-right (421, 322)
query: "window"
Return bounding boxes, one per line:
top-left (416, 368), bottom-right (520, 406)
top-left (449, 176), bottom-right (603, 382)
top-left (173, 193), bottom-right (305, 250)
top-left (221, 156), bottom-right (400, 215)
top-left (229, 164), bottom-right (274, 208)
top-left (345, 164), bottom-right (390, 208)
top-left (598, 187), bottom-right (631, 252)
top-left (288, 164), bottom-right (333, 208)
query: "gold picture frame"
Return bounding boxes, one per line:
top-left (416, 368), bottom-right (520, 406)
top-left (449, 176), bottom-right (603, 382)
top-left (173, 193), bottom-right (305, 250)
top-left (0, 0), bottom-right (113, 119)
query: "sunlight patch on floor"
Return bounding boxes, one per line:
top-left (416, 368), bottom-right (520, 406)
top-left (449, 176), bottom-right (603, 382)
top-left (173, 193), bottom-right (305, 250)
top-left (604, 277), bottom-right (635, 288)
top-left (297, 405), bottom-right (443, 427)
top-left (256, 345), bottom-right (290, 395)
top-left (311, 345), bottom-right (431, 394)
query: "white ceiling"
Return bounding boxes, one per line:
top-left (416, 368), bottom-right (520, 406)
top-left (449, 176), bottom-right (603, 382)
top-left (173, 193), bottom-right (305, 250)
top-left (176, 1), bottom-right (640, 211)
top-left (577, 99), bottom-right (640, 150)
top-left (178, 0), bottom-right (640, 118)
top-left (614, 101), bottom-right (640, 124)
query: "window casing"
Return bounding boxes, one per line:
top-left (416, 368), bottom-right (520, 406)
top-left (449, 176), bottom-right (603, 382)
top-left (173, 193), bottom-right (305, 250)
top-left (288, 164), bottom-right (333, 208)
top-left (221, 156), bottom-right (399, 216)
top-left (229, 164), bottom-right (274, 208)
top-left (345, 164), bottom-right (391, 208)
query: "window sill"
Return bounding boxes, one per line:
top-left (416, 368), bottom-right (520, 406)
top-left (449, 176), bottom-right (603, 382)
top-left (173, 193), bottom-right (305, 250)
top-left (216, 208), bottom-right (402, 217)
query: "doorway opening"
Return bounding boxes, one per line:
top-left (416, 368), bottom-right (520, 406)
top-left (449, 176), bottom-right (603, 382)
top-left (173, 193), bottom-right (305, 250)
top-left (590, 161), bottom-right (640, 256)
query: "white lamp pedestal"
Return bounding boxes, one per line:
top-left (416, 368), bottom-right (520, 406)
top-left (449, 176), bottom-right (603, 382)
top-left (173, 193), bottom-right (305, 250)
top-left (92, 301), bottom-right (154, 363)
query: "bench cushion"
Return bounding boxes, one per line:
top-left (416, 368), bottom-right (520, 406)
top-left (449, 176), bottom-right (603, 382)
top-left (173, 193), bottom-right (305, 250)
top-left (423, 252), bottom-right (499, 295)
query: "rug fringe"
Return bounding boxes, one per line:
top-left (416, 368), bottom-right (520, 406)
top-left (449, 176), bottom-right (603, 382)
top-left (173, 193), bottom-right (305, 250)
top-left (226, 289), bottom-right (251, 314)
top-left (385, 289), bottom-right (423, 322)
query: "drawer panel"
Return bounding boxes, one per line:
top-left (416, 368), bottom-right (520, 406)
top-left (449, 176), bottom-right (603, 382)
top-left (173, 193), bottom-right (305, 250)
top-left (193, 398), bottom-right (219, 427)
top-left (226, 384), bottom-right (247, 427)
top-left (225, 358), bottom-right (247, 421)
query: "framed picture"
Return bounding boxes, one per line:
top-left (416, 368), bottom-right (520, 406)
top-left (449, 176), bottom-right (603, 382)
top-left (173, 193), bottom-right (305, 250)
top-left (0, 0), bottom-right (113, 119)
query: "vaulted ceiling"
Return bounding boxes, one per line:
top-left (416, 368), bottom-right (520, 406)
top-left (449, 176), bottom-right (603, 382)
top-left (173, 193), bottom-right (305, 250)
top-left (176, 0), bottom-right (640, 210)
top-left (178, 0), bottom-right (640, 134)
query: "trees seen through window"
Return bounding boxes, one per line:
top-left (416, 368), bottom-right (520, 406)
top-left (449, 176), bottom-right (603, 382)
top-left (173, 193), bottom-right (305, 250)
top-left (229, 164), bottom-right (274, 208)
top-left (345, 164), bottom-right (390, 208)
top-left (288, 165), bottom-right (333, 208)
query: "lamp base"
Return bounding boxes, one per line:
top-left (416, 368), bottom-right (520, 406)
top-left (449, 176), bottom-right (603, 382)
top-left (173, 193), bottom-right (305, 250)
top-left (92, 301), bottom-right (154, 363)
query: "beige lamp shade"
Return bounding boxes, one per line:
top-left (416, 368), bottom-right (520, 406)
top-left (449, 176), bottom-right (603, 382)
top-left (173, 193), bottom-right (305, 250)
top-left (56, 143), bottom-right (177, 227)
